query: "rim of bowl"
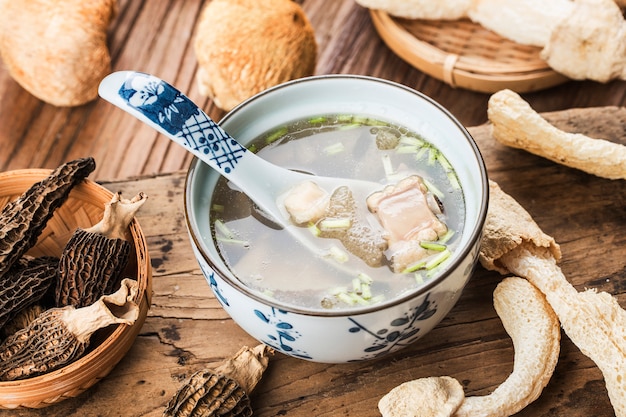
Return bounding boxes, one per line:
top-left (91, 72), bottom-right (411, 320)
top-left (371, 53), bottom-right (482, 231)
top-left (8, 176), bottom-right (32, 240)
top-left (184, 74), bottom-right (489, 317)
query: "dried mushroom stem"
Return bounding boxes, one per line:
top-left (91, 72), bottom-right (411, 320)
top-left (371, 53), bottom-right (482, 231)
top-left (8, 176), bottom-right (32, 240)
top-left (0, 157), bottom-right (96, 279)
top-left (488, 89), bottom-right (626, 180)
top-left (86, 191), bottom-right (147, 240)
top-left (378, 276), bottom-right (560, 417)
top-left (164, 344), bottom-right (273, 417)
top-left (480, 180), bottom-right (626, 417)
top-left (0, 279), bottom-right (139, 381)
top-left (55, 191), bottom-right (147, 308)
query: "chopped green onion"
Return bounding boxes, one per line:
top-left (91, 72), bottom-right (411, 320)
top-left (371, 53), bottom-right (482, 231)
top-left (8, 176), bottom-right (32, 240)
top-left (402, 260), bottom-right (427, 274)
top-left (328, 246), bottom-right (349, 263)
top-left (361, 283), bottom-right (372, 300)
top-left (399, 135), bottom-right (425, 147)
top-left (420, 241), bottom-right (447, 251)
top-left (414, 146), bottom-right (429, 160)
top-left (437, 153), bottom-right (453, 172)
top-left (439, 229), bottom-right (455, 244)
top-left (265, 127), bottom-right (288, 144)
top-left (415, 273), bottom-right (425, 284)
top-left (428, 148), bottom-right (438, 165)
top-left (382, 154), bottom-right (394, 176)
top-left (358, 272), bottom-right (373, 285)
top-left (352, 278), bottom-right (362, 293)
top-left (339, 123), bottom-right (361, 130)
top-left (447, 172), bottom-right (461, 189)
top-left (337, 292), bottom-right (356, 305)
top-left (425, 249), bottom-right (451, 270)
top-left (247, 143), bottom-right (258, 153)
top-left (211, 204), bottom-right (225, 213)
top-left (307, 222), bottom-right (321, 237)
top-left (215, 236), bottom-right (250, 246)
top-left (214, 219), bottom-right (233, 238)
top-left (337, 114), bottom-right (356, 123)
top-left (422, 177), bottom-right (444, 199)
top-left (324, 142), bottom-right (345, 155)
top-left (319, 218), bottom-right (351, 230)
top-left (309, 116), bottom-right (327, 124)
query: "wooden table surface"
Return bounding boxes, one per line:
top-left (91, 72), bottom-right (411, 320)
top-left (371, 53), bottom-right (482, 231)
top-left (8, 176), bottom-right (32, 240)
top-left (1, 1), bottom-right (626, 416)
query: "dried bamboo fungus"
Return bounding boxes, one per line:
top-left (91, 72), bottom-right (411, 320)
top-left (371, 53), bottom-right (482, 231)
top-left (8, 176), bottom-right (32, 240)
top-left (488, 89), bottom-right (626, 180)
top-left (481, 180), bottom-right (626, 417)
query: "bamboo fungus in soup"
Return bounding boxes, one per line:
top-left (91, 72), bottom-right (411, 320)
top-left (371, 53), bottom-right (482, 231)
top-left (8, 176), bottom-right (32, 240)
top-left (210, 115), bottom-right (465, 311)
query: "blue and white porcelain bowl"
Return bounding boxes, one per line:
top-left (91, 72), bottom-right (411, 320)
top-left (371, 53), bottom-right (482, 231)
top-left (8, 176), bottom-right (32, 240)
top-left (184, 75), bottom-right (489, 363)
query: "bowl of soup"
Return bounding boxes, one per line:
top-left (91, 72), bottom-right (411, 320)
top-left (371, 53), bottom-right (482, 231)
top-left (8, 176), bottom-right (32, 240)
top-left (184, 75), bottom-right (488, 363)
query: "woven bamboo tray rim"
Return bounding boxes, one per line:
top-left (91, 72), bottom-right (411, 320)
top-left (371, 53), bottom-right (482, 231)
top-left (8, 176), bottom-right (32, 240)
top-left (0, 169), bottom-right (152, 409)
top-left (370, 9), bottom-right (568, 93)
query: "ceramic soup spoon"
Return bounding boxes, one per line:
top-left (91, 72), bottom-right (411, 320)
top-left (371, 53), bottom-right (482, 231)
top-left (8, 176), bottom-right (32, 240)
top-left (98, 71), bottom-right (382, 232)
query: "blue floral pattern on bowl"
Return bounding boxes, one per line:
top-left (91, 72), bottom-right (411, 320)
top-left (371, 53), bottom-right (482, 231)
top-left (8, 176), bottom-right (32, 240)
top-left (347, 293), bottom-right (437, 361)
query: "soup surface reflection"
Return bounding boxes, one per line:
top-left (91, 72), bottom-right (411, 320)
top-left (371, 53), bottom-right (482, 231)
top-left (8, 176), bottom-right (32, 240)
top-left (210, 115), bottom-right (466, 311)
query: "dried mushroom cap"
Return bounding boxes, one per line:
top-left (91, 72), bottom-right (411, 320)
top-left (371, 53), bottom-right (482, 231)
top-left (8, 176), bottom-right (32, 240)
top-left (378, 376), bottom-right (464, 417)
top-left (0, 279), bottom-right (139, 381)
top-left (0, 157), bottom-right (96, 280)
top-left (0, 0), bottom-right (118, 106)
top-left (55, 192), bottom-right (147, 308)
top-left (164, 371), bottom-right (252, 417)
top-left (164, 344), bottom-right (273, 417)
top-left (479, 180), bottom-right (560, 274)
top-left (0, 256), bottom-right (58, 330)
top-left (194, 0), bottom-right (317, 111)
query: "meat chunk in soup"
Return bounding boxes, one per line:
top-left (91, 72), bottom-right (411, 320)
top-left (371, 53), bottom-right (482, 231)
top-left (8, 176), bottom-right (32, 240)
top-left (367, 175), bottom-right (448, 272)
top-left (283, 181), bottom-right (330, 224)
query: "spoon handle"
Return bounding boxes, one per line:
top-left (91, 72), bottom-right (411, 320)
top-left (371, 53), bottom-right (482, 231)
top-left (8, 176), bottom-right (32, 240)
top-left (98, 71), bottom-right (248, 176)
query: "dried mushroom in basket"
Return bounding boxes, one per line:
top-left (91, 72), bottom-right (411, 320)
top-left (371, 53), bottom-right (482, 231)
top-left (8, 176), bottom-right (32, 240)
top-left (164, 344), bottom-right (273, 417)
top-left (55, 191), bottom-right (147, 308)
top-left (0, 256), bottom-right (58, 331)
top-left (0, 157), bottom-right (96, 280)
top-left (0, 278), bottom-right (140, 381)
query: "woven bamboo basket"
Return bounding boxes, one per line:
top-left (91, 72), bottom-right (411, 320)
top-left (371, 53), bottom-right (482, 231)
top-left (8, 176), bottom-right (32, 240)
top-left (370, 10), bottom-right (569, 93)
top-left (0, 169), bottom-right (152, 409)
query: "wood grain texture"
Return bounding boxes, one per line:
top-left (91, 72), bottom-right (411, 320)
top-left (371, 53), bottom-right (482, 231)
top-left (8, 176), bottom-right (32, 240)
top-left (3, 106), bottom-right (624, 417)
top-left (1, 0), bottom-right (626, 416)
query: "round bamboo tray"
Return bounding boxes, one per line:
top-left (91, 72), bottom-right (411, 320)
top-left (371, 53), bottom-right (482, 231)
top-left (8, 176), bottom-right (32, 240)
top-left (0, 169), bottom-right (152, 409)
top-left (370, 9), bottom-right (569, 93)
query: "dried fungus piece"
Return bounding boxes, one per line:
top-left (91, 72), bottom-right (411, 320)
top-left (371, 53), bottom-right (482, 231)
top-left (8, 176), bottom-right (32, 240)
top-left (0, 256), bottom-right (58, 331)
top-left (378, 376), bottom-right (464, 417)
top-left (481, 180), bottom-right (626, 417)
top-left (454, 277), bottom-right (560, 417)
top-left (319, 186), bottom-right (387, 267)
top-left (378, 276), bottom-right (559, 417)
top-left (0, 0), bottom-right (118, 106)
top-left (164, 344), bottom-right (273, 417)
top-left (55, 191), bottom-right (147, 307)
top-left (488, 89), bottom-right (626, 180)
top-left (0, 157), bottom-right (96, 280)
top-left (194, 0), bottom-right (317, 111)
top-left (0, 278), bottom-right (139, 381)
top-left (541, 0), bottom-right (626, 82)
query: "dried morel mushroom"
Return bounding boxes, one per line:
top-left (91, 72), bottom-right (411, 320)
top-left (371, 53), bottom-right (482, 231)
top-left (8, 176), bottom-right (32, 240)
top-left (55, 191), bottom-right (147, 308)
top-left (0, 157), bottom-right (96, 280)
top-left (0, 256), bottom-right (58, 330)
top-left (0, 278), bottom-right (139, 381)
top-left (164, 344), bottom-right (273, 417)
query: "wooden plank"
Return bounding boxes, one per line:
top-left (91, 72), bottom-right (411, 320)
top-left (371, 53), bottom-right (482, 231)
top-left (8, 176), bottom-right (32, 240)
top-left (5, 106), bottom-right (624, 416)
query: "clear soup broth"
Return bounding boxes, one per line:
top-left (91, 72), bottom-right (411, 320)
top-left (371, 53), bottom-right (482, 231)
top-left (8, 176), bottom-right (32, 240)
top-left (210, 115), bottom-right (466, 311)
